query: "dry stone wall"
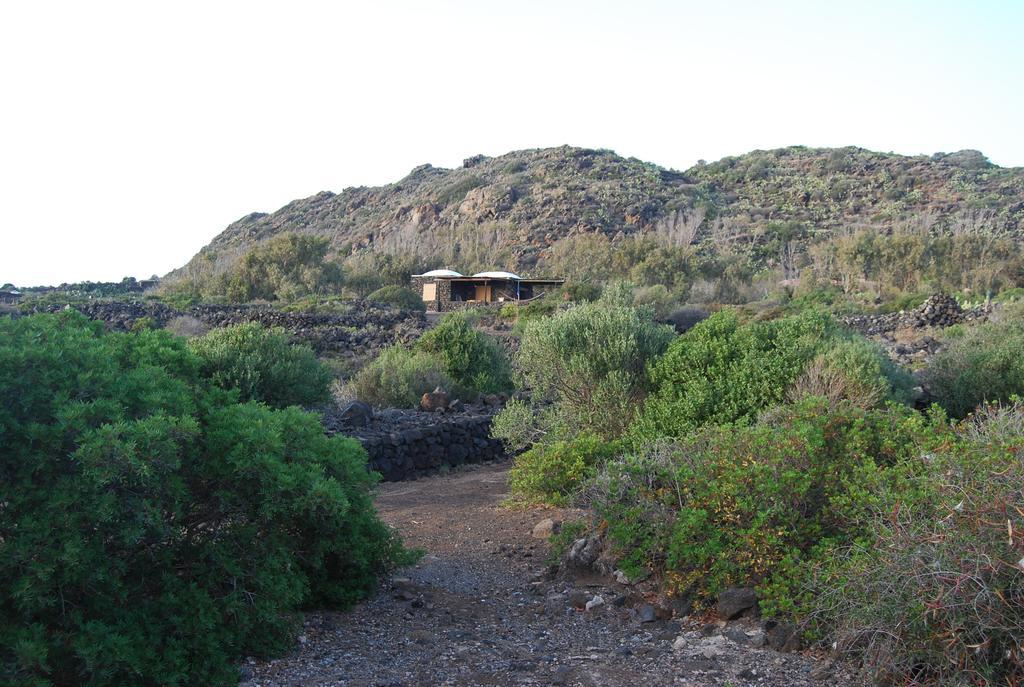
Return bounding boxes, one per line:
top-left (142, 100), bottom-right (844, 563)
top-left (841, 293), bottom-right (988, 336)
top-left (322, 407), bottom-right (507, 481)
top-left (27, 300), bottom-right (426, 355)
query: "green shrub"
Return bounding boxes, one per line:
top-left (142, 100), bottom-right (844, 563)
top-left (352, 345), bottom-right (453, 408)
top-left (499, 289), bottom-right (675, 444)
top-left (993, 286), bottom-right (1024, 303)
top-left (632, 284), bottom-right (674, 317)
top-left (415, 312), bottom-right (512, 397)
top-left (366, 285), bottom-right (426, 312)
top-left (498, 302), bottom-right (519, 320)
top-left (0, 313), bottom-right (409, 687)
top-left (508, 434), bottom-right (623, 505)
top-left (512, 294), bottom-right (561, 324)
top-left (924, 315), bottom-right (1024, 418)
top-left (811, 403), bottom-right (1024, 686)
top-left (590, 399), bottom-right (929, 618)
top-left (632, 310), bottom-right (911, 441)
top-left (189, 323), bottom-right (331, 408)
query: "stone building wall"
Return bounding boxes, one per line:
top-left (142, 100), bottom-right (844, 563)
top-left (409, 276), bottom-right (438, 311)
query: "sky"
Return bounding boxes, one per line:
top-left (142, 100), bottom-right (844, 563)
top-left (1, 0), bottom-right (1021, 286)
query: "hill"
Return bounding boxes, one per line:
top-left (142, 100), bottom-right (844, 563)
top-left (172, 145), bottom-right (1024, 302)
top-left (184, 146), bottom-right (702, 276)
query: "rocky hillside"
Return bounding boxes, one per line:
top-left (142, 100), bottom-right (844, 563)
top-left (180, 145), bottom-right (1024, 276)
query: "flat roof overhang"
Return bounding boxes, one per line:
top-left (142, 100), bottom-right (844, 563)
top-left (431, 277), bottom-right (564, 284)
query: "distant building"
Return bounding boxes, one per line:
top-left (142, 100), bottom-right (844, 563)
top-left (0, 285), bottom-right (22, 304)
top-left (411, 269), bottom-right (564, 312)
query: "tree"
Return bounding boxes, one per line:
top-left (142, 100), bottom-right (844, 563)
top-left (220, 233), bottom-right (343, 302)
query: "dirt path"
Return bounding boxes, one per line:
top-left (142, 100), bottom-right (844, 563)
top-left (240, 463), bottom-right (850, 687)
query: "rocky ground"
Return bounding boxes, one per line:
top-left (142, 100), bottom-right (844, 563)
top-left (239, 463), bottom-right (853, 687)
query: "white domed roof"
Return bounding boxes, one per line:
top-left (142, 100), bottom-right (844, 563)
top-left (472, 271), bottom-right (522, 280)
top-left (418, 269), bottom-right (463, 277)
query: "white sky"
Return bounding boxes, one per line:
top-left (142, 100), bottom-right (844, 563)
top-left (1, 0), bottom-right (1021, 286)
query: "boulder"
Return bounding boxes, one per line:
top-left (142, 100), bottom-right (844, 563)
top-left (717, 587), bottom-right (758, 620)
top-left (531, 518), bottom-right (560, 540)
top-left (763, 620), bottom-right (802, 652)
top-left (567, 590), bottom-right (590, 609)
top-left (565, 536), bottom-right (602, 569)
top-left (337, 400), bottom-right (373, 428)
top-left (420, 387), bottom-right (450, 412)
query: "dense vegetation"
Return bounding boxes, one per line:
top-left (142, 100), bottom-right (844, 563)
top-left (353, 345), bottom-right (454, 408)
top-left (492, 282), bottom-right (1024, 686)
top-left (810, 403), bottom-right (1024, 685)
top-left (922, 306), bottom-right (1024, 417)
top-left (0, 313), bottom-right (410, 686)
top-left (415, 312), bottom-right (512, 396)
top-left (366, 285), bottom-right (427, 312)
top-left (165, 233), bottom-right (344, 304)
top-left (592, 399), bottom-right (928, 617)
top-left (631, 310), bottom-right (914, 440)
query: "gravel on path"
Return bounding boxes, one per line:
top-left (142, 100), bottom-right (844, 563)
top-left (240, 462), bottom-right (853, 687)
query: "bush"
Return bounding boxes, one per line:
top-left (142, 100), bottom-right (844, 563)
top-left (352, 345), bottom-right (453, 408)
top-left (215, 233), bottom-right (344, 302)
top-left (811, 403), bottom-right (1024, 686)
top-left (561, 282), bottom-right (602, 302)
top-left (924, 314), bottom-right (1024, 417)
top-left (189, 323), bottom-right (331, 408)
top-left (0, 313), bottom-right (409, 686)
top-left (589, 399), bottom-right (928, 617)
top-left (415, 312), bottom-right (512, 397)
top-left (788, 338), bottom-right (916, 409)
top-left (632, 310), bottom-right (912, 441)
top-left (366, 285), bottom-right (426, 312)
top-left (632, 284), bottom-right (674, 317)
top-left (508, 434), bottom-right (623, 505)
top-left (498, 302), bottom-right (519, 321)
top-left (499, 288), bottom-right (675, 445)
